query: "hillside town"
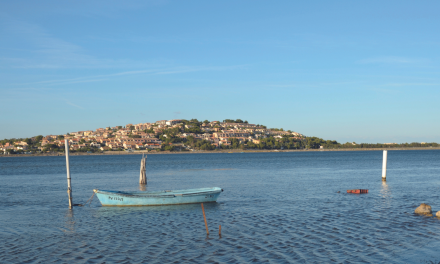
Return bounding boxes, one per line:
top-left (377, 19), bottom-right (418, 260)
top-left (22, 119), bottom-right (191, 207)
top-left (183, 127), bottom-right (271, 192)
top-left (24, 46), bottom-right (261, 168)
top-left (0, 119), bottom-right (305, 154)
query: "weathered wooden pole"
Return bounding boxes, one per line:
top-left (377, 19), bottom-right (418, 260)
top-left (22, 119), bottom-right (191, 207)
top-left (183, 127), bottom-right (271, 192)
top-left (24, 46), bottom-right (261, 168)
top-left (65, 139), bottom-right (73, 209)
top-left (201, 203), bottom-right (209, 235)
top-left (382, 150), bottom-right (388, 181)
top-left (219, 225), bottom-right (222, 237)
top-left (144, 155), bottom-right (147, 184)
top-left (139, 154), bottom-right (147, 185)
top-left (139, 156), bottom-right (143, 184)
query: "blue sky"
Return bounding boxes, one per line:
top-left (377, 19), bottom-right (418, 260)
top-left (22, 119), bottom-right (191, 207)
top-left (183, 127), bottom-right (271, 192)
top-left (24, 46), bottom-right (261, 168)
top-left (1, 0), bottom-right (439, 143)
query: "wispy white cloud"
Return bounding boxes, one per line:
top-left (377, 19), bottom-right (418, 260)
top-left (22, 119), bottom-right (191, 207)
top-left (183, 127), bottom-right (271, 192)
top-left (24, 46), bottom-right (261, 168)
top-left (358, 56), bottom-right (428, 65)
top-left (366, 88), bottom-right (400, 94)
top-left (268, 84), bottom-right (296, 88)
top-left (266, 81), bottom-right (359, 90)
top-left (0, 16), bottom-right (159, 69)
top-left (66, 101), bottom-right (84, 110)
top-left (1, 18), bottom-right (92, 69)
top-left (10, 64), bottom-right (247, 87)
top-left (366, 83), bottom-right (440, 95)
top-left (384, 82), bottom-right (440, 87)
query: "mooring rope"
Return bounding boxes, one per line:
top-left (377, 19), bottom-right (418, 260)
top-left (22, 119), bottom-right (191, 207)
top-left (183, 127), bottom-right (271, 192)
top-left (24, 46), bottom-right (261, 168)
top-left (76, 192), bottom-right (95, 207)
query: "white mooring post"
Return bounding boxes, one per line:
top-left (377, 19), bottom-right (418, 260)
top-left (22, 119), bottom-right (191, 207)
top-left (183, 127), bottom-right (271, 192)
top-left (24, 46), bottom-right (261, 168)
top-left (65, 139), bottom-right (73, 209)
top-left (382, 150), bottom-right (388, 181)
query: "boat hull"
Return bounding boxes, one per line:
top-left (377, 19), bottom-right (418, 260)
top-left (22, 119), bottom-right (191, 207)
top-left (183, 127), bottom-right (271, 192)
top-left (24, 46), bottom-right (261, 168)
top-left (94, 187), bottom-right (222, 206)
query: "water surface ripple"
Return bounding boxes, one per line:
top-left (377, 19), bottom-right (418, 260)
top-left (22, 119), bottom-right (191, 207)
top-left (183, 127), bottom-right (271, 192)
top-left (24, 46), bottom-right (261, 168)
top-left (1, 151), bottom-right (440, 263)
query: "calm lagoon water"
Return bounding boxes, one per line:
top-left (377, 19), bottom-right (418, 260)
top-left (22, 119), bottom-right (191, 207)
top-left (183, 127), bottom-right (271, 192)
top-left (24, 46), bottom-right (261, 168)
top-left (1, 150), bottom-right (440, 263)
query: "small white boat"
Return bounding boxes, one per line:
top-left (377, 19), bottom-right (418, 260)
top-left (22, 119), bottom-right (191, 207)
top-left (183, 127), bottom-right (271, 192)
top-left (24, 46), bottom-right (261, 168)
top-left (94, 187), bottom-right (223, 206)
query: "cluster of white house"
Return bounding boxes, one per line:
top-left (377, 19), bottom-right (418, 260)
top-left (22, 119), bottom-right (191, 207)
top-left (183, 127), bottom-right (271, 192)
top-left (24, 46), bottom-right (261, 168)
top-left (1, 119), bottom-right (303, 153)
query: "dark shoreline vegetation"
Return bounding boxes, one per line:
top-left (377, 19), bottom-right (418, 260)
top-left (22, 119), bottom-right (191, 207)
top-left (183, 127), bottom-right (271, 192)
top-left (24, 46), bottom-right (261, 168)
top-left (305, 137), bottom-right (439, 149)
top-left (1, 118), bottom-right (438, 155)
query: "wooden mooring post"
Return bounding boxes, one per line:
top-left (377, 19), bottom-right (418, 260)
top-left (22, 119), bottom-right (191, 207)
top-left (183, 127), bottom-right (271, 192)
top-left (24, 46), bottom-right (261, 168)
top-left (382, 150), bottom-right (387, 181)
top-left (201, 203), bottom-right (209, 235)
top-left (139, 154), bottom-right (147, 185)
top-left (65, 139), bottom-right (73, 209)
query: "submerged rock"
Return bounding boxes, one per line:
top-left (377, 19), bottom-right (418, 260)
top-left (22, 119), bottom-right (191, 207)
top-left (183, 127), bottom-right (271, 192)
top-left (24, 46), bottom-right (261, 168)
top-left (436, 211), bottom-right (440, 218)
top-left (414, 203), bottom-right (432, 215)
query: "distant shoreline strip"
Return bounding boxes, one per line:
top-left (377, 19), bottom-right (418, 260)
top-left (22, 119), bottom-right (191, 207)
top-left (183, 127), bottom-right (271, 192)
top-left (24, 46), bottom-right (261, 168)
top-left (1, 147), bottom-right (440, 158)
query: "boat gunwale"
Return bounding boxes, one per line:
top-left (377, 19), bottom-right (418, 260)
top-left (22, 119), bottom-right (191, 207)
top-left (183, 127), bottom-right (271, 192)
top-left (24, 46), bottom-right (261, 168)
top-left (95, 187), bottom-right (222, 198)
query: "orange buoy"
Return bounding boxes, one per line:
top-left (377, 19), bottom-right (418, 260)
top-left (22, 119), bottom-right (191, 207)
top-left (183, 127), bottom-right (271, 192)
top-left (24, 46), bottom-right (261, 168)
top-left (347, 189), bottom-right (368, 194)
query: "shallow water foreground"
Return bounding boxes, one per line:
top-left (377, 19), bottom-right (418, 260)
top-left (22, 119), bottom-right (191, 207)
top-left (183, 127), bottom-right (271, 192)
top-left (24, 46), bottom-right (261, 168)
top-left (1, 150), bottom-right (440, 263)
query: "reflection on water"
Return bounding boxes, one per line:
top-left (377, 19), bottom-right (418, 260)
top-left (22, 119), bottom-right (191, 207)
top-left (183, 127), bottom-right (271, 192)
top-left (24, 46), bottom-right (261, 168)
top-left (1, 151), bottom-right (440, 263)
top-left (95, 201), bottom-right (220, 218)
top-left (380, 180), bottom-right (390, 198)
top-left (62, 209), bottom-right (76, 234)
